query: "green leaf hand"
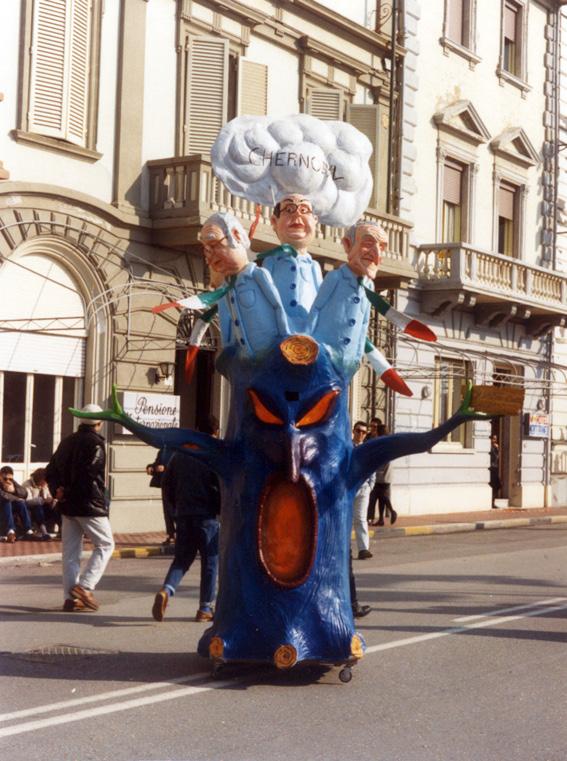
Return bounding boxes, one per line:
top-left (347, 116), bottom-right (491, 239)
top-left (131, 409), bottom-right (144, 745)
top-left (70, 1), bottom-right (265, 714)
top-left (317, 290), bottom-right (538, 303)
top-left (69, 385), bottom-right (131, 426)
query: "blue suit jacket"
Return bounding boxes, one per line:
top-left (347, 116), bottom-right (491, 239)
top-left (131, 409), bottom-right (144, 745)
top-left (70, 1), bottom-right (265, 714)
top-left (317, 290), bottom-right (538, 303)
top-left (218, 263), bottom-right (290, 356)
top-left (306, 265), bottom-right (372, 365)
top-left (261, 244), bottom-right (323, 333)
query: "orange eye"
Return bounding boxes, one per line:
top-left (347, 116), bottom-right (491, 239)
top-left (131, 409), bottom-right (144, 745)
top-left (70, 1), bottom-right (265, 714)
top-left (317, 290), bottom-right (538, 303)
top-left (296, 389), bottom-right (340, 428)
top-left (248, 389), bottom-right (284, 425)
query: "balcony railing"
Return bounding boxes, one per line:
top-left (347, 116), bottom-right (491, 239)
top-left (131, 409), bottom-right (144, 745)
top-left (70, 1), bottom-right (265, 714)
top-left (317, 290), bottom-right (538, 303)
top-left (417, 243), bottom-right (567, 317)
top-left (147, 154), bottom-right (415, 284)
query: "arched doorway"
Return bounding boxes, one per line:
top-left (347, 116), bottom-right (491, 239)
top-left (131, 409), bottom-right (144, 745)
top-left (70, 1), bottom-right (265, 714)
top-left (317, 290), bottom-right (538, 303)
top-left (174, 310), bottom-right (220, 431)
top-left (0, 252), bottom-right (87, 478)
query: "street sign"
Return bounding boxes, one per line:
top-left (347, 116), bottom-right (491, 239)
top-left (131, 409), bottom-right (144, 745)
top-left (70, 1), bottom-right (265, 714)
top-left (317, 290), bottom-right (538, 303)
top-left (524, 413), bottom-right (550, 438)
top-left (119, 391), bottom-right (180, 434)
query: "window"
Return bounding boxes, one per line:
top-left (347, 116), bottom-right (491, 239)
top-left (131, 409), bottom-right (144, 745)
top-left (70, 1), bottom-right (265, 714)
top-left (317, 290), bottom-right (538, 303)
top-left (442, 160), bottom-right (464, 242)
top-left (181, 37), bottom-right (268, 155)
top-left (441, 0), bottom-right (479, 62)
top-left (498, 0), bottom-right (528, 89)
top-left (497, 182), bottom-right (517, 257)
top-left (184, 37), bottom-right (229, 155)
top-left (0, 371), bottom-right (82, 468)
top-left (503, 2), bottom-right (519, 76)
top-left (18, 0), bottom-right (101, 154)
top-left (347, 103), bottom-right (389, 212)
top-left (447, 0), bottom-right (465, 46)
top-left (306, 89), bottom-right (344, 121)
top-left (433, 358), bottom-right (472, 447)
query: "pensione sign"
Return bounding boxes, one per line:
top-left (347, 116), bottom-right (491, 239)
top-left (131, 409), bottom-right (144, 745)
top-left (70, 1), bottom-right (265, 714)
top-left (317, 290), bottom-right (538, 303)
top-left (119, 391), bottom-right (180, 434)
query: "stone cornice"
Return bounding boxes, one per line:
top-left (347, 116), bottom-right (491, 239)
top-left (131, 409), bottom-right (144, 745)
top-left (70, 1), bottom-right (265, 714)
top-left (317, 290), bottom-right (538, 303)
top-left (297, 35), bottom-right (381, 77)
top-left (282, 0), bottom-right (392, 50)
top-left (0, 181), bottom-right (152, 231)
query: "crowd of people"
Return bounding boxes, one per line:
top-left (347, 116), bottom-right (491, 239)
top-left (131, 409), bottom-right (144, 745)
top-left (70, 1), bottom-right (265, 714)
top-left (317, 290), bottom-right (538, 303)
top-left (0, 465), bottom-right (60, 542)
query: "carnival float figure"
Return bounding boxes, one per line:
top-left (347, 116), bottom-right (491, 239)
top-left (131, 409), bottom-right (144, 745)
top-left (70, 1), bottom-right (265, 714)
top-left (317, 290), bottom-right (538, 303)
top-left (72, 115), bottom-right (496, 680)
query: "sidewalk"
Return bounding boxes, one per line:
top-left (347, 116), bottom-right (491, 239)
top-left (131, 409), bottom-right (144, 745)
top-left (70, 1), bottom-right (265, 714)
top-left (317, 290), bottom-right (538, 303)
top-left (2, 506), bottom-right (567, 566)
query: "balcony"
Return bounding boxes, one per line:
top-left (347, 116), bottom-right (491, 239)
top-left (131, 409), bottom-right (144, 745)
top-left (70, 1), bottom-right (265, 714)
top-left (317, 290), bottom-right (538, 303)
top-left (147, 155), bottom-right (416, 288)
top-left (417, 243), bottom-right (567, 336)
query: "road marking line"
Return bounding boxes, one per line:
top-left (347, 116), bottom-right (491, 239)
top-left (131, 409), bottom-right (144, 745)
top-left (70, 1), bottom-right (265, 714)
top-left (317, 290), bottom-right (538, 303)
top-left (365, 602), bottom-right (567, 654)
top-left (453, 597), bottom-right (567, 623)
top-left (0, 678), bottom-right (233, 739)
top-left (2, 599), bottom-right (567, 739)
top-left (0, 672), bottom-right (206, 723)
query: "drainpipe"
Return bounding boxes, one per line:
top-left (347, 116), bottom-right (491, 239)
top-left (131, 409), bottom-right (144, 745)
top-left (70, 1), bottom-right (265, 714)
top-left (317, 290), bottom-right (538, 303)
top-left (545, 4), bottom-right (566, 507)
top-left (386, 0), bottom-right (398, 215)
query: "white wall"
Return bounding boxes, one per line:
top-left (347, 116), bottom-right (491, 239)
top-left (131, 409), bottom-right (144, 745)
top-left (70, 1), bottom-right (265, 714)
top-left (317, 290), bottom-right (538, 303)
top-left (315, 0), bottom-right (370, 28)
top-left (408, 0), bottom-right (547, 264)
top-left (1, 1), bottom-right (120, 203)
top-left (246, 37), bottom-right (301, 116)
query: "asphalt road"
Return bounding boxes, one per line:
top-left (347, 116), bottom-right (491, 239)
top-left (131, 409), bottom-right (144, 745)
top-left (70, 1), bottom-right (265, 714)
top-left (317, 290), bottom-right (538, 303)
top-left (1, 525), bottom-right (566, 761)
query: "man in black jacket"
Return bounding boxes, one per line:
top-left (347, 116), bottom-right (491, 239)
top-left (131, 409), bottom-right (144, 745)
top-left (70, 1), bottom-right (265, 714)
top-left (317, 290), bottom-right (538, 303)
top-left (46, 404), bottom-right (115, 612)
top-left (152, 416), bottom-right (221, 623)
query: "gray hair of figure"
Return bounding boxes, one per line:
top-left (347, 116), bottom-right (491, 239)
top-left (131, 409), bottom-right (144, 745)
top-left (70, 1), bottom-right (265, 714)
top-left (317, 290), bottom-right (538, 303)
top-left (202, 212), bottom-right (251, 250)
top-left (344, 219), bottom-right (388, 246)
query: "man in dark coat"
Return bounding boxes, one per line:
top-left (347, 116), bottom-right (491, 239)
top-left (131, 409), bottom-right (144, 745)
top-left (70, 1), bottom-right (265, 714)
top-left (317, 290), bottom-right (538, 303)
top-left (46, 404), bottom-right (115, 612)
top-left (152, 416), bottom-right (220, 623)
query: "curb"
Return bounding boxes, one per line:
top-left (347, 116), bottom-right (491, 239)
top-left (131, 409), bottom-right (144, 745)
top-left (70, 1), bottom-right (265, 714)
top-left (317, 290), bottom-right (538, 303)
top-left (0, 545), bottom-right (175, 567)
top-left (1, 516), bottom-right (566, 567)
top-left (376, 514), bottom-right (567, 539)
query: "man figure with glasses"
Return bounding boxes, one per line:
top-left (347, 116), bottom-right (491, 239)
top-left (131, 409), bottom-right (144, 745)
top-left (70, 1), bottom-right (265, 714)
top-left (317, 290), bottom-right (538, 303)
top-left (258, 194), bottom-right (323, 333)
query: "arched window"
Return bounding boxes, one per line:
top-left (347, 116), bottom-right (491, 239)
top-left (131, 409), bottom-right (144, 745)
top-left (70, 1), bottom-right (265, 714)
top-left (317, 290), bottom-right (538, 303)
top-left (0, 254), bottom-right (87, 475)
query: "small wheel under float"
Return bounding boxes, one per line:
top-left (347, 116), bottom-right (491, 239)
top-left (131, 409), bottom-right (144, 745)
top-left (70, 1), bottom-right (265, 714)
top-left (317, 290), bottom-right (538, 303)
top-left (211, 658), bottom-right (225, 679)
top-left (206, 633), bottom-right (365, 682)
top-left (338, 665), bottom-right (353, 683)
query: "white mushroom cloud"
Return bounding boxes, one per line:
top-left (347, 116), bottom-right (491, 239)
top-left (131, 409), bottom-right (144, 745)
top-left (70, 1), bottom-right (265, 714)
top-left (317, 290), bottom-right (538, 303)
top-left (211, 114), bottom-right (374, 227)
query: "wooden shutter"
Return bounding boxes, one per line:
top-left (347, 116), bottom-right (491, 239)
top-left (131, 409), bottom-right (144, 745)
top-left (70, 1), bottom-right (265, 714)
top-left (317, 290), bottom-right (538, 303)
top-left (67, 0), bottom-right (91, 145)
top-left (29, 0), bottom-right (91, 145)
top-left (307, 89), bottom-right (343, 120)
top-left (443, 161), bottom-right (463, 205)
top-left (447, 0), bottom-right (464, 45)
top-left (239, 59), bottom-right (267, 116)
top-left (499, 183), bottom-right (516, 220)
top-left (504, 3), bottom-right (517, 41)
top-left (29, 0), bottom-right (68, 138)
top-left (347, 103), bottom-right (387, 212)
top-left (185, 37), bottom-right (228, 155)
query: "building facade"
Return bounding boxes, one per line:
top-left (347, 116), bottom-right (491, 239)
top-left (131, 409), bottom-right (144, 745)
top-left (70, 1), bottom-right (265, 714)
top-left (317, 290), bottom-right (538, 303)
top-left (395, 0), bottom-right (567, 513)
top-left (1, 0), bottom-right (566, 530)
top-left (0, 0), bottom-right (413, 531)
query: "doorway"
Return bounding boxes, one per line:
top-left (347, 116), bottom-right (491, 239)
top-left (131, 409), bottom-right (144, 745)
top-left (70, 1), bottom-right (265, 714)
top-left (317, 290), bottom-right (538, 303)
top-left (492, 364), bottom-right (523, 505)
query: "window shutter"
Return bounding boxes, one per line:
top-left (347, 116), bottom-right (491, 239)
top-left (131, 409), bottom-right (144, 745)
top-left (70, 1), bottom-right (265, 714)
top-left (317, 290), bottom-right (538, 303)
top-left (307, 89), bottom-right (343, 120)
top-left (499, 183), bottom-right (516, 220)
top-left (28, 0), bottom-right (91, 146)
top-left (347, 103), bottom-right (387, 211)
top-left (443, 161), bottom-right (463, 205)
top-left (67, 0), bottom-right (91, 146)
top-left (29, 0), bottom-right (68, 138)
top-left (504, 3), bottom-right (517, 41)
top-left (239, 59), bottom-right (268, 116)
top-left (447, 0), bottom-right (464, 45)
top-left (185, 37), bottom-right (229, 155)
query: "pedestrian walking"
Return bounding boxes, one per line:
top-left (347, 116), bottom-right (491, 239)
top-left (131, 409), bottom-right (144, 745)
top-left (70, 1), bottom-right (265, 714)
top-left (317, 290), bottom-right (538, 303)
top-left (364, 417), bottom-right (382, 523)
top-left (152, 416), bottom-right (221, 623)
top-left (146, 447), bottom-right (175, 545)
top-left (352, 421), bottom-right (374, 559)
top-left (371, 424), bottom-right (398, 526)
top-left (489, 434), bottom-right (502, 508)
top-left (46, 404), bottom-right (115, 612)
